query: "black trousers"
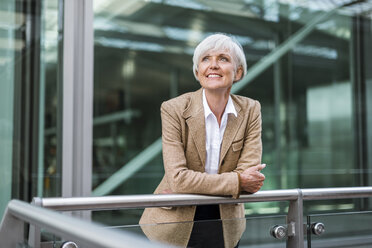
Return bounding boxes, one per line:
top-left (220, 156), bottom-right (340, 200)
top-left (187, 205), bottom-right (240, 248)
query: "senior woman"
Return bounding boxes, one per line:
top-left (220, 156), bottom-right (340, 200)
top-left (140, 33), bottom-right (266, 248)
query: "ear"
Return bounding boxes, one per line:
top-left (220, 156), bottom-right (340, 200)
top-left (234, 66), bottom-right (243, 82)
top-left (195, 69), bottom-right (201, 82)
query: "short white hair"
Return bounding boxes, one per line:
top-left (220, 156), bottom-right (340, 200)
top-left (192, 33), bottom-right (247, 82)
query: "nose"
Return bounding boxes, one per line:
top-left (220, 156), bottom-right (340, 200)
top-left (209, 58), bottom-right (219, 69)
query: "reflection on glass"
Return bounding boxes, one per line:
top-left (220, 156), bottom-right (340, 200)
top-left (39, 0), bottom-right (61, 198)
top-left (0, 0), bottom-right (61, 217)
top-left (0, 0), bottom-right (17, 216)
top-left (115, 215), bottom-right (286, 247)
top-left (92, 0), bottom-right (370, 226)
top-left (308, 211), bottom-right (372, 248)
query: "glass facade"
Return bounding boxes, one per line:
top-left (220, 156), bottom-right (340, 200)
top-left (0, 0), bottom-right (16, 216)
top-left (38, 0), bottom-right (61, 198)
top-left (0, 0), bottom-right (61, 216)
top-left (91, 0), bottom-right (372, 223)
top-left (1, 0), bottom-right (372, 246)
top-left (308, 211), bottom-right (372, 247)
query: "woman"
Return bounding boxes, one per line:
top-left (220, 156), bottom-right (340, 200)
top-left (140, 33), bottom-right (266, 248)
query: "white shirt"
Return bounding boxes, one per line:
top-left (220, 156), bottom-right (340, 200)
top-left (203, 89), bottom-right (237, 174)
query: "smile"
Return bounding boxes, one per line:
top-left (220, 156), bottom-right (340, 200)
top-left (207, 74), bottom-right (222, 78)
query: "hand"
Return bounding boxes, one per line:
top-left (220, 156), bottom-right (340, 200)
top-left (161, 189), bottom-right (173, 194)
top-left (160, 189), bottom-right (174, 209)
top-left (240, 164), bottom-right (266, 193)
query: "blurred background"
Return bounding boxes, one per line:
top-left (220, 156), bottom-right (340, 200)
top-left (1, 0), bottom-right (372, 241)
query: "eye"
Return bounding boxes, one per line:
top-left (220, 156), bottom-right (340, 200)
top-left (201, 56), bottom-right (209, 62)
top-left (220, 57), bottom-right (229, 62)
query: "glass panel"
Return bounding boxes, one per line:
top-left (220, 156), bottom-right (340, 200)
top-left (20, 231), bottom-right (66, 248)
top-left (38, 0), bottom-right (61, 198)
top-left (0, 0), bottom-right (61, 216)
top-left (92, 0), bottom-right (372, 224)
top-left (0, 0), bottom-right (16, 218)
top-left (308, 211), bottom-right (372, 248)
top-left (15, 242), bottom-right (32, 248)
top-left (254, 11), bottom-right (355, 192)
top-left (22, 214), bottom-right (286, 247)
top-left (39, 231), bottom-right (120, 248)
top-left (115, 215), bottom-right (287, 247)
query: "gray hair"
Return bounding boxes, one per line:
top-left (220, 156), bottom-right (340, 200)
top-left (192, 33), bottom-right (247, 82)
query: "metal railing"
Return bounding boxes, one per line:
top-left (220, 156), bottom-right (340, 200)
top-left (30, 187), bottom-right (372, 248)
top-left (2, 187), bottom-right (372, 248)
top-left (0, 199), bottom-right (166, 248)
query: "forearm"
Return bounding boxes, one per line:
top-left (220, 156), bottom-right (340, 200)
top-left (165, 160), bottom-right (240, 197)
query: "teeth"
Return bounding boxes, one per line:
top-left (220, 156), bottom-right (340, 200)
top-left (207, 75), bottom-right (221, 78)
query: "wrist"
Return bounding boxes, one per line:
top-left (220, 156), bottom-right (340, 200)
top-left (236, 172), bottom-right (241, 198)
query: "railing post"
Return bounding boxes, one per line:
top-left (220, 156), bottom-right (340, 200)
top-left (28, 197), bottom-right (42, 248)
top-left (287, 189), bottom-right (304, 248)
top-left (0, 207), bottom-right (25, 247)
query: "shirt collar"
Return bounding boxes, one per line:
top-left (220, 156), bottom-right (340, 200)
top-left (202, 89), bottom-right (237, 119)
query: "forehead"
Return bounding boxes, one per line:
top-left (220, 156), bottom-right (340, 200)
top-left (201, 49), bottom-right (233, 58)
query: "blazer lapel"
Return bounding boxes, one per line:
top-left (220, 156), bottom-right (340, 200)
top-left (183, 89), bottom-right (206, 167)
top-left (219, 99), bottom-right (243, 166)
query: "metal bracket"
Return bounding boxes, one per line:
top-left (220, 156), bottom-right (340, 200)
top-left (270, 224), bottom-right (288, 239)
top-left (310, 222), bottom-right (325, 236)
top-left (287, 222), bottom-right (296, 237)
top-left (269, 221), bottom-right (296, 240)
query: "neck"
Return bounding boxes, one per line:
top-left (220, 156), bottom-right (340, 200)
top-left (204, 88), bottom-right (231, 125)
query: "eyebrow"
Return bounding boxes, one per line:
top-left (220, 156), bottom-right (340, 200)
top-left (202, 53), bottom-right (231, 58)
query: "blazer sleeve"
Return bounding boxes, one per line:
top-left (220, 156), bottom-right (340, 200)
top-left (233, 100), bottom-right (262, 174)
top-left (161, 102), bottom-right (241, 198)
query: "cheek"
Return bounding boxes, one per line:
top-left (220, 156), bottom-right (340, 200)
top-left (230, 66), bottom-right (241, 80)
top-left (198, 63), bottom-right (207, 72)
top-left (196, 72), bottom-right (206, 83)
top-left (227, 67), bottom-right (237, 78)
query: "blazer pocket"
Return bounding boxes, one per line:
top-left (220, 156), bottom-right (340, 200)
top-left (232, 139), bottom-right (244, 152)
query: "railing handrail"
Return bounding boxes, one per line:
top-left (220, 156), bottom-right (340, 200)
top-left (7, 186), bottom-right (370, 248)
top-left (302, 187), bottom-right (372, 200)
top-left (0, 200), bottom-right (166, 248)
top-left (33, 187), bottom-right (372, 211)
top-left (34, 189), bottom-right (299, 211)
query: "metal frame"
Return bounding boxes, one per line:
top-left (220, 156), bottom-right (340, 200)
top-left (27, 187), bottom-right (372, 248)
top-left (28, 1), bottom-right (94, 247)
top-left (62, 0), bottom-right (93, 199)
top-left (365, 21), bottom-right (372, 191)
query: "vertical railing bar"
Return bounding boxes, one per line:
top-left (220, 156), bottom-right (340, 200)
top-left (28, 197), bottom-right (42, 247)
top-left (0, 207), bottom-right (25, 247)
top-left (306, 215), bottom-right (311, 248)
top-left (287, 188), bottom-right (304, 248)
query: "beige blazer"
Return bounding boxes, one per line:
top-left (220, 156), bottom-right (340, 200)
top-left (139, 88), bottom-right (262, 247)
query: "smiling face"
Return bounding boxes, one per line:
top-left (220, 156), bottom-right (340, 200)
top-left (196, 50), bottom-right (243, 93)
